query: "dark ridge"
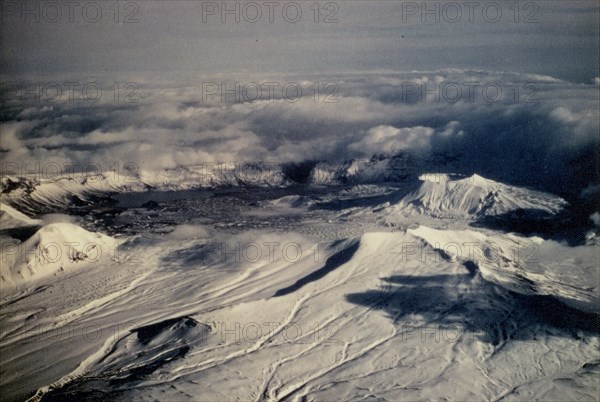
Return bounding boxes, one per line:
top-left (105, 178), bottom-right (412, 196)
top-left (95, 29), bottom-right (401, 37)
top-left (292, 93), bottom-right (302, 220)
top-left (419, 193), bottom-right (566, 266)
top-left (39, 316), bottom-right (209, 402)
top-left (40, 387), bottom-right (127, 402)
top-left (346, 273), bottom-right (600, 346)
top-left (108, 346), bottom-right (191, 385)
top-left (463, 261), bottom-right (479, 278)
top-left (510, 292), bottom-right (600, 334)
top-left (0, 177), bottom-right (33, 195)
top-left (471, 206), bottom-right (595, 246)
top-left (133, 316), bottom-right (198, 345)
top-left (274, 240), bottom-right (360, 297)
top-left (0, 225), bottom-right (41, 241)
top-left (281, 161), bottom-right (318, 184)
top-left (140, 200), bottom-right (161, 209)
top-left (514, 273), bottom-right (538, 293)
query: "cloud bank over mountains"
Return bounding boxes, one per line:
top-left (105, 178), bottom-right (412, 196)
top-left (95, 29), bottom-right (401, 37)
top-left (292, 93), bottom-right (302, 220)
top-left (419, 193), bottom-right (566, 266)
top-left (1, 70), bottom-right (598, 198)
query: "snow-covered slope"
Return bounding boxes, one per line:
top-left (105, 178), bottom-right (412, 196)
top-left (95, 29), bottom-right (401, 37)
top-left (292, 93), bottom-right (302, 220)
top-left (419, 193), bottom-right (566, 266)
top-left (383, 173), bottom-right (568, 219)
top-left (0, 163), bottom-right (291, 212)
top-left (1, 174), bottom-right (148, 213)
top-left (409, 225), bottom-right (599, 313)
top-left (0, 202), bottom-right (43, 228)
top-left (141, 162), bottom-right (291, 189)
top-left (1, 190), bottom-right (597, 401)
top-left (269, 195), bottom-right (316, 209)
top-left (309, 155), bottom-right (415, 185)
top-left (22, 229), bottom-right (597, 402)
top-left (1, 223), bottom-right (117, 289)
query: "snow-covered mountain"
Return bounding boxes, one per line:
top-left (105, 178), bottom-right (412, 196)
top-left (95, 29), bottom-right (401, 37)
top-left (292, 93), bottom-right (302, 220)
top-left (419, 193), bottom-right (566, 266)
top-left (0, 174), bottom-right (148, 214)
top-left (295, 173), bottom-right (568, 223)
top-left (308, 154), bottom-right (416, 185)
top-left (0, 162), bottom-right (291, 213)
top-left (409, 225), bottom-right (599, 314)
top-left (139, 162), bottom-right (292, 189)
top-left (1, 222), bottom-right (117, 289)
top-left (1, 157), bottom-right (568, 222)
top-left (382, 173), bottom-right (568, 219)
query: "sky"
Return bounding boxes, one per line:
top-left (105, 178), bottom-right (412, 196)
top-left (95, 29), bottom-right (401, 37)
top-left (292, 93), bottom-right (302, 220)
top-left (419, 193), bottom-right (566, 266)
top-left (1, 1), bottom-right (598, 82)
top-left (0, 1), bottom-right (599, 199)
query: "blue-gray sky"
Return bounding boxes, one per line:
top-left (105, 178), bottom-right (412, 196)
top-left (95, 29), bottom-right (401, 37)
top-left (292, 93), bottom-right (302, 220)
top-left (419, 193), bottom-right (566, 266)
top-left (1, 1), bottom-right (598, 83)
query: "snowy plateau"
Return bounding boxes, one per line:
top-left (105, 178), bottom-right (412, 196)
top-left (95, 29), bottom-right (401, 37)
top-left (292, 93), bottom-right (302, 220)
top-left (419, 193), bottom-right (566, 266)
top-left (0, 161), bottom-right (598, 402)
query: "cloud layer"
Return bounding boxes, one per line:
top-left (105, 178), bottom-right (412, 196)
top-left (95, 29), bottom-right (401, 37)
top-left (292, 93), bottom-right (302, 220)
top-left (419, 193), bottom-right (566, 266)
top-left (1, 70), bottom-right (598, 199)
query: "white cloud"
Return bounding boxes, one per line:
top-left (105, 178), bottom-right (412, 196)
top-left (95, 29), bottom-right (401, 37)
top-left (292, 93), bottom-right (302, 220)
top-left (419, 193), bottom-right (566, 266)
top-left (590, 212), bottom-right (600, 226)
top-left (348, 125), bottom-right (434, 156)
top-left (0, 122), bottom-right (26, 151)
top-left (1, 70), bottom-right (597, 197)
